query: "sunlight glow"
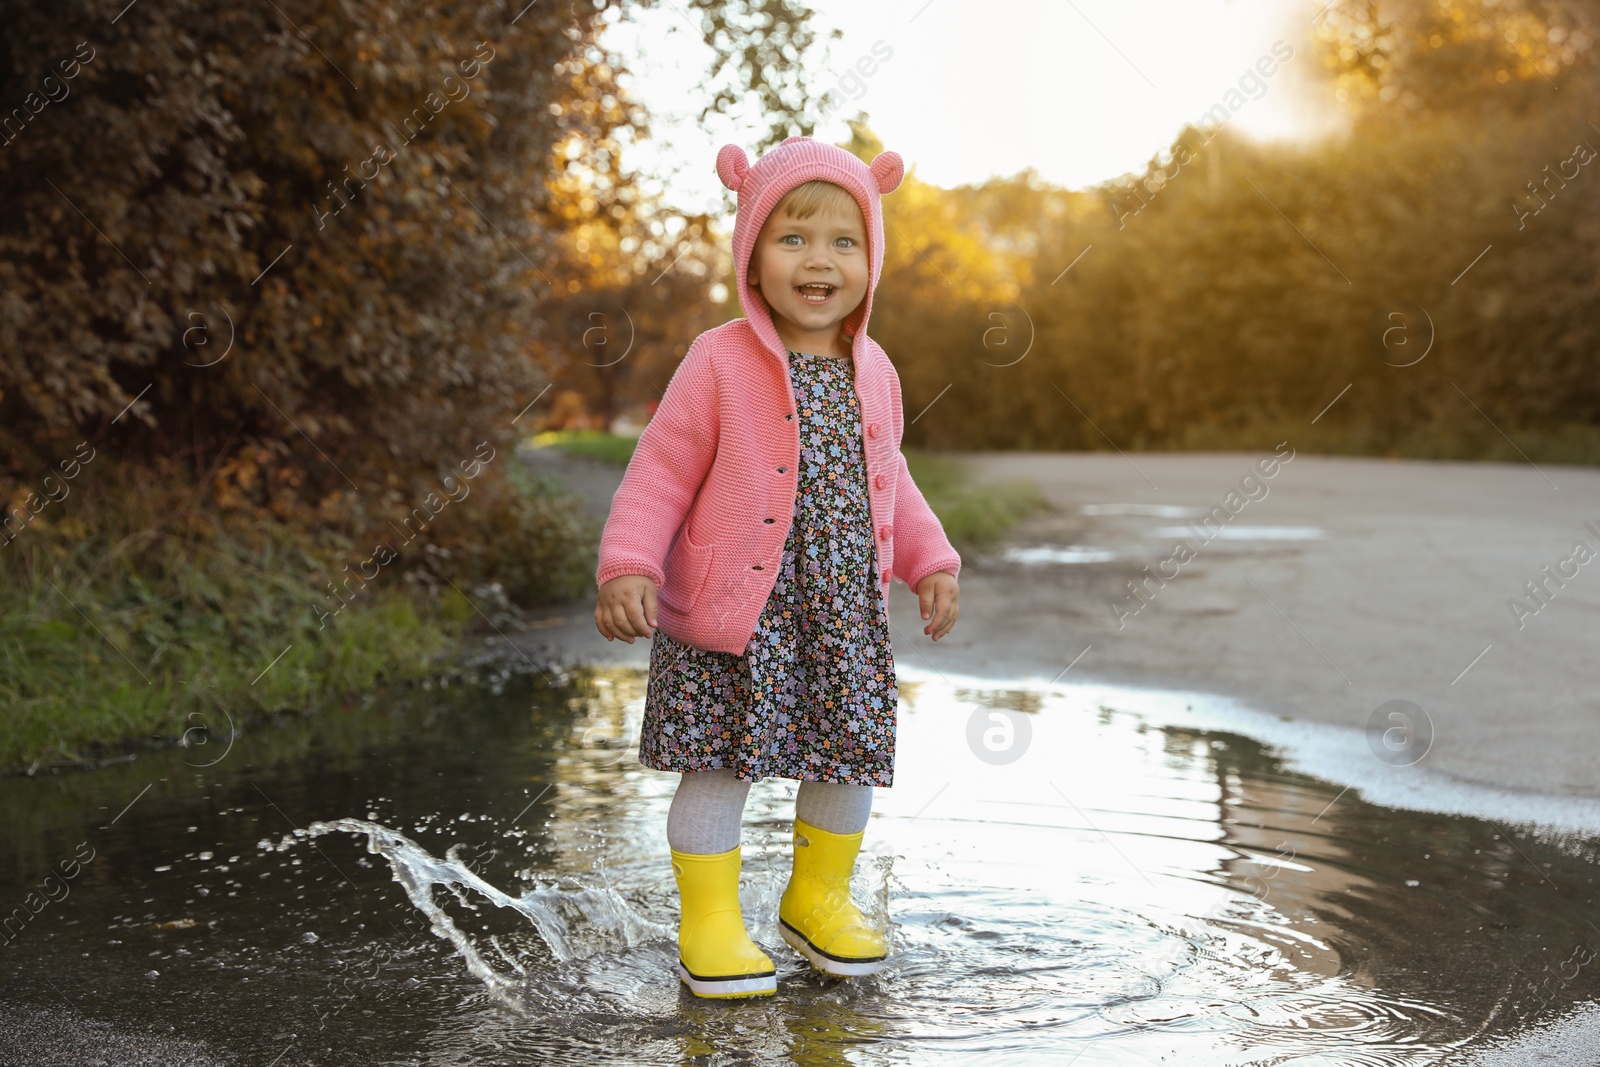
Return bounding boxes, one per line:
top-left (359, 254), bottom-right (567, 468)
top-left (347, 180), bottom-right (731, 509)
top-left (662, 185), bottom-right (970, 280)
top-left (604, 0), bottom-right (1335, 209)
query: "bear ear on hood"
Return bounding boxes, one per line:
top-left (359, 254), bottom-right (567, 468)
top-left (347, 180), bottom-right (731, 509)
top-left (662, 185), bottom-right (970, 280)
top-left (870, 151), bottom-right (905, 195)
top-left (716, 144), bottom-right (750, 192)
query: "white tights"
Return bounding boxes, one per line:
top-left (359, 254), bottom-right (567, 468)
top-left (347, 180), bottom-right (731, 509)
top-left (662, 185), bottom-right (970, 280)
top-left (665, 767), bottom-right (874, 854)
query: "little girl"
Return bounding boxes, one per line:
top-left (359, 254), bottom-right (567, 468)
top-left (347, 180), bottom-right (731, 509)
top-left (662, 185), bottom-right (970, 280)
top-left (593, 136), bottom-right (961, 999)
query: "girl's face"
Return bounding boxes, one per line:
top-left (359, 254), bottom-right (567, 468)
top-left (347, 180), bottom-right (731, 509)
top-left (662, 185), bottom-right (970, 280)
top-left (748, 197), bottom-right (869, 342)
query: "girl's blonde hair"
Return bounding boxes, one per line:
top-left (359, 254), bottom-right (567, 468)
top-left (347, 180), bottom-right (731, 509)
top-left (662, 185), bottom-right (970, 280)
top-left (773, 179), bottom-right (858, 221)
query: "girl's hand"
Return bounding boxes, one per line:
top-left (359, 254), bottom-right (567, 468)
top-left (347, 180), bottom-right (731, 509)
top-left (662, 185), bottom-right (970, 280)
top-left (596, 575), bottom-right (659, 643)
top-left (916, 571), bottom-right (959, 641)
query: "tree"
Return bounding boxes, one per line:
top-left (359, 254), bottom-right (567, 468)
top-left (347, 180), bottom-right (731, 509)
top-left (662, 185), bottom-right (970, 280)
top-left (0, 0), bottom-right (823, 525)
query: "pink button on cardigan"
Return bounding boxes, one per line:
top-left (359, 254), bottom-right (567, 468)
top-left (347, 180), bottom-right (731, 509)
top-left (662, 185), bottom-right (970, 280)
top-left (595, 136), bottom-right (961, 654)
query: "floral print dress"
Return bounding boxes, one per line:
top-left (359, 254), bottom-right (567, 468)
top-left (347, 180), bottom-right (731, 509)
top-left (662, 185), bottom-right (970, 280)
top-left (637, 348), bottom-right (899, 787)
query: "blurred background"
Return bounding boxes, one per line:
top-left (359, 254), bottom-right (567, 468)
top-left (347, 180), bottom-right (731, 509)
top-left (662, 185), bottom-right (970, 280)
top-left (2, 0), bottom-right (1597, 769)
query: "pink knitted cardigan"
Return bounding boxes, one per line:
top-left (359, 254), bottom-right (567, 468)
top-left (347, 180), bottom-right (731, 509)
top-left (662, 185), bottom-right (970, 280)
top-left (595, 136), bottom-right (961, 653)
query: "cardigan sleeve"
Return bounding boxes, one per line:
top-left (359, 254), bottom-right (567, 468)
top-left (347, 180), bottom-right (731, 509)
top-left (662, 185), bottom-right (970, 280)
top-left (595, 336), bottom-right (718, 589)
top-left (890, 449), bottom-right (962, 594)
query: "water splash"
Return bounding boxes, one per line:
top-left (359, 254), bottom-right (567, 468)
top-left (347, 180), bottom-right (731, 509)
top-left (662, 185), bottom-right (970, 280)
top-left (259, 818), bottom-right (668, 1006)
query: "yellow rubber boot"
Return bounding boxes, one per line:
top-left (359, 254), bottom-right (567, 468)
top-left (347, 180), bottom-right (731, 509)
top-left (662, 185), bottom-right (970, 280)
top-left (669, 844), bottom-right (777, 998)
top-left (778, 817), bottom-right (887, 976)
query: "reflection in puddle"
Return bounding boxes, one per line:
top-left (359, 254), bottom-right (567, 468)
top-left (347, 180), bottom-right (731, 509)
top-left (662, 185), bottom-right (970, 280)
top-left (1, 666), bottom-right (1595, 1065)
top-left (1148, 525), bottom-right (1326, 541)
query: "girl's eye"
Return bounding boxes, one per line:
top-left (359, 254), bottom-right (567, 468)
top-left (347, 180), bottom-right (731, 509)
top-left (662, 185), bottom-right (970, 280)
top-left (835, 237), bottom-right (856, 248)
top-left (781, 235), bottom-right (802, 245)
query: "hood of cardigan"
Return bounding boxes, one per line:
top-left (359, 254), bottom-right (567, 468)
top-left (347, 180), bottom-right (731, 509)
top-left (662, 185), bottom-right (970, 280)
top-left (716, 136), bottom-right (905, 365)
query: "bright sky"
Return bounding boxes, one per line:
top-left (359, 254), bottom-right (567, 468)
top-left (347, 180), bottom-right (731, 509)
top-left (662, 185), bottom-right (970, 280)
top-left (603, 0), bottom-right (1338, 215)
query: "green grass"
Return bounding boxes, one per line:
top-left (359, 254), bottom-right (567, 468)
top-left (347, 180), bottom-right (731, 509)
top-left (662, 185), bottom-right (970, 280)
top-left (0, 514), bottom-right (462, 773)
top-left (532, 430), bottom-right (640, 466)
top-left (0, 454), bottom-right (595, 774)
top-left (902, 448), bottom-right (1044, 552)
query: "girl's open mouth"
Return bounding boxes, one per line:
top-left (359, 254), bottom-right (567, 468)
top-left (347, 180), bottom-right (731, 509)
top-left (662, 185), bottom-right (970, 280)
top-left (795, 283), bottom-right (835, 304)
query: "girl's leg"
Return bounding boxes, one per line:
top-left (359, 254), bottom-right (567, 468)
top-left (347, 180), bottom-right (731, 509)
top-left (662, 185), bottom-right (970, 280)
top-left (665, 767), bottom-right (773, 997)
top-left (666, 766), bottom-right (753, 854)
top-left (781, 779), bottom-right (885, 976)
top-left (794, 778), bottom-right (873, 835)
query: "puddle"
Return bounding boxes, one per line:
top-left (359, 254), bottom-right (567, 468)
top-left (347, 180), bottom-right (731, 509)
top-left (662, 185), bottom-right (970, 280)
top-left (1000, 545), bottom-right (1119, 565)
top-left (2, 665), bottom-right (1597, 1065)
top-left (1080, 504), bottom-right (1205, 518)
top-left (996, 527), bottom-right (1325, 565)
top-left (1147, 525), bottom-right (1326, 542)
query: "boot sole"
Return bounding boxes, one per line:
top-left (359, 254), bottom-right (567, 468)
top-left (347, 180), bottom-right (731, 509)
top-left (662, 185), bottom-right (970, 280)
top-left (677, 959), bottom-right (777, 998)
top-left (779, 918), bottom-right (886, 977)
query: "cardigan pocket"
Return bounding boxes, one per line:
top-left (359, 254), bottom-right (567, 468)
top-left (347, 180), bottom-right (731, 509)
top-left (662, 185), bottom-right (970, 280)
top-left (661, 524), bottom-right (715, 613)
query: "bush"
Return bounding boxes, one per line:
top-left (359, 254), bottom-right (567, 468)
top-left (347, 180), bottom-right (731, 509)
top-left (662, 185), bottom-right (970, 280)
top-left (427, 459), bottom-right (601, 610)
